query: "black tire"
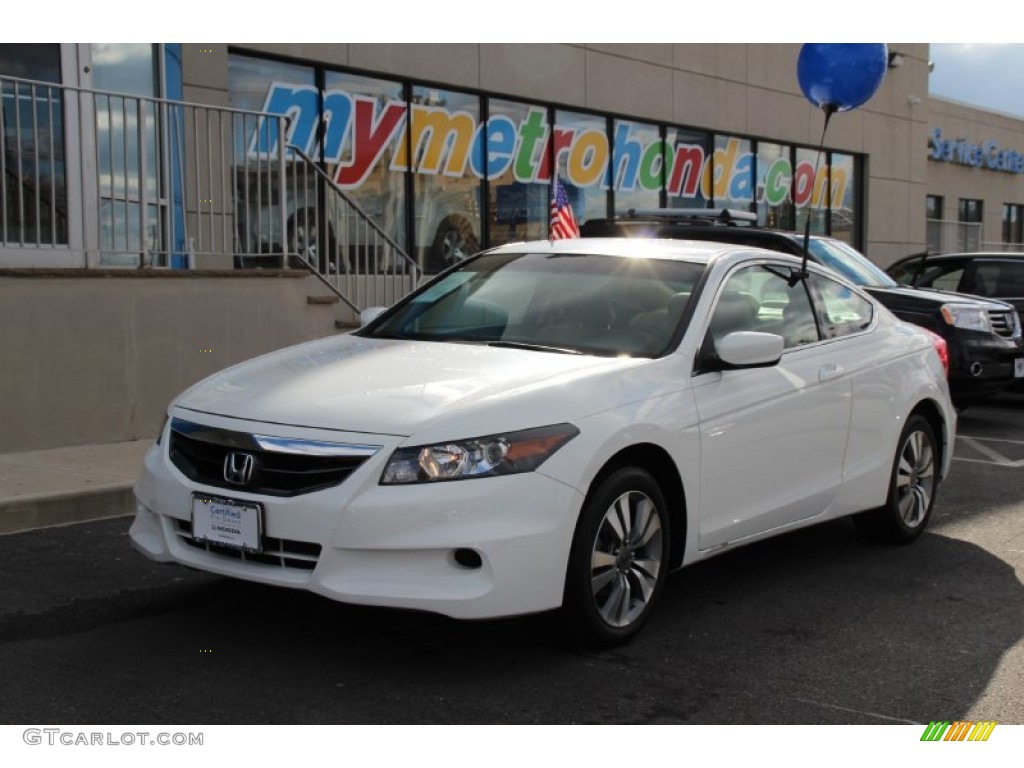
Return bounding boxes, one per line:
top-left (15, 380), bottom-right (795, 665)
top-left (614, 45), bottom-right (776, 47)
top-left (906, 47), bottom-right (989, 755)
top-left (854, 414), bottom-right (939, 544)
top-left (561, 467), bottom-right (670, 646)
top-left (429, 215), bottom-right (478, 273)
top-left (287, 208), bottom-right (341, 273)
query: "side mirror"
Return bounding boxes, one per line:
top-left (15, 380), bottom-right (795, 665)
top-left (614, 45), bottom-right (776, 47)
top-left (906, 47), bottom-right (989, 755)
top-left (717, 331), bottom-right (784, 368)
top-left (359, 306), bottom-right (388, 326)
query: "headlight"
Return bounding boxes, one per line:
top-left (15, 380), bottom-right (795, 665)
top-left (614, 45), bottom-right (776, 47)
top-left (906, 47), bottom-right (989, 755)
top-left (380, 423), bottom-right (579, 485)
top-left (940, 304), bottom-right (991, 333)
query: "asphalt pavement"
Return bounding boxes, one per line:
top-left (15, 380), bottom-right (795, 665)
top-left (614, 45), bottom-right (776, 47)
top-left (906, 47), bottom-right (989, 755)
top-left (0, 394), bottom-right (1021, 725)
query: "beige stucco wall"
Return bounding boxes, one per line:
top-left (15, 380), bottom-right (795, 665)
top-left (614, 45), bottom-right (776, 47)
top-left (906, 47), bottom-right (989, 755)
top-left (0, 273), bottom-right (342, 453)
top-left (925, 97), bottom-right (1024, 251)
top-left (184, 43), bottom-right (932, 267)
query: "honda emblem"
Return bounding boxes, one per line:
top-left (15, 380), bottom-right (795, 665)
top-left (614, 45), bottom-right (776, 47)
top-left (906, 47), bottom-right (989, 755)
top-left (223, 452), bottom-right (255, 485)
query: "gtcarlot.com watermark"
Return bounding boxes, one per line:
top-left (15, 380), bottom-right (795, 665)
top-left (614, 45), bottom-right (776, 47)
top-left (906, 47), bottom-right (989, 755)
top-left (23, 728), bottom-right (203, 747)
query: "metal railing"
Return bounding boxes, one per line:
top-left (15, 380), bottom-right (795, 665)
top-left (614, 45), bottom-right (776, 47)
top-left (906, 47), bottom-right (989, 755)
top-left (282, 146), bottom-right (420, 312)
top-left (926, 218), bottom-right (982, 254)
top-left (0, 74), bottom-right (418, 311)
top-left (978, 240), bottom-right (1024, 253)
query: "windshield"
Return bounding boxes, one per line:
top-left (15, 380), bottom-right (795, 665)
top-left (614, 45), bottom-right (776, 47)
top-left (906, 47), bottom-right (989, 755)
top-left (362, 251), bottom-right (706, 357)
top-left (805, 238), bottom-right (898, 288)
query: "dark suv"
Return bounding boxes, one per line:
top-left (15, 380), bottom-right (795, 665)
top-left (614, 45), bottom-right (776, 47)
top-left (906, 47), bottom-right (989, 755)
top-left (580, 209), bottom-right (1024, 406)
top-left (887, 251), bottom-right (1024, 316)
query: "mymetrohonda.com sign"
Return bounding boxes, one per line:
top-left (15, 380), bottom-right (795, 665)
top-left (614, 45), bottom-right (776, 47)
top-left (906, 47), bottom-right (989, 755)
top-left (251, 82), bottom-right (848, 208)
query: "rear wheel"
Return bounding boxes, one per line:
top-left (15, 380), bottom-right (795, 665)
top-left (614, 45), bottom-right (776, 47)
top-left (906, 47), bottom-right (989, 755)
top-left (562, 467), bottom-right (670, 646)
top-left (854, 414), bottom-right (939, 544)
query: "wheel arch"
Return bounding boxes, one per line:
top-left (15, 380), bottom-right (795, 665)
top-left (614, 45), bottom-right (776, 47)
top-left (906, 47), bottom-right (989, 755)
top-left (910, 397), bottom-right (951, 480)
top-left (584, 443), bottom-right (688, 570)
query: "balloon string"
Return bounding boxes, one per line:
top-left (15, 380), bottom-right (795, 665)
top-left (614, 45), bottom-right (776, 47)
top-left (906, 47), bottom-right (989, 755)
top-left (797, 104), bottom-right (838, 282)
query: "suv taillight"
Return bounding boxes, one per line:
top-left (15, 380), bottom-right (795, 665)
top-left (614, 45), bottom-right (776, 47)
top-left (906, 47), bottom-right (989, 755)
top-left (925, 329), bottom-right (949, 377)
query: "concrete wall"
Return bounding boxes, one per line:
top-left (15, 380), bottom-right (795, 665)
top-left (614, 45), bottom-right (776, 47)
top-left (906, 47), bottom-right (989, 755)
top-left (0, 272), bottom-right (341, 453)
top-left (185, 42), bottom-right (932, 266)
top-left (926, 97), bottom-right (1024, 250)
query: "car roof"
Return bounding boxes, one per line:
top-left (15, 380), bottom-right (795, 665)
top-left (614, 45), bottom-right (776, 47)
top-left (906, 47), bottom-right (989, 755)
top-left (484, 236), bottom-right (809, 267)
top-left (893, 251), bottom-right (1024, 264)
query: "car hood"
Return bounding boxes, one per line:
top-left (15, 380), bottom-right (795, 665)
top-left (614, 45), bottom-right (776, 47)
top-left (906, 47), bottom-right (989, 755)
top-left (173, 334), bottom-right (654, 439)
top-left (867, 285), bottom-right (1014, 312)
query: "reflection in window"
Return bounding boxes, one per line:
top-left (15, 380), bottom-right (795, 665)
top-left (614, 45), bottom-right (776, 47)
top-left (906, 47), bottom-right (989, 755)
top-left (1002, 203), bottom-right (1023, 245)
top-left (712, 135), bottom-right (752, 211)
top-left (829, 153), bottom-right (856, 245)
top-left (612, 119), bottom-right (661, 213)
top-left (666, 129), bottom-right (709, 209)
top-left (756, 142), bottom-right (793, 230)
top-left (794, 147), bottom-right (826, 236)
top-left (812, 273), bottom-right (873, 338)
top-left (91, 44), bottom-right (160, 265)
top-left (410, 85), bottom-right (481, 273)
top-left (0, 44), bottom-right (67, 246)
top-left (488, 99), bottom-right (549, 246)
top-left (554, 109), bottom-right (608, 226)
top-left (229, 54), bottom-right (315, 264)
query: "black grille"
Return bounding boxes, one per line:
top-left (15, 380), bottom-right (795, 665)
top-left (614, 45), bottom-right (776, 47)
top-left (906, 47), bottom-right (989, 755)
top-left (175, 520), bottom-right (320, 570)
top-left (168, 419), bottom-right (374, 497)
top-left (990, 310), bottom-right (1019, 339)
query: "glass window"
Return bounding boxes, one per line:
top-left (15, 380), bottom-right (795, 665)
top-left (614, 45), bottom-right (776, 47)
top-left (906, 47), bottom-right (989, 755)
top-left (929, 265), bottom-right (966, 292)
top-left (958, 198), bottom-right (983, 223)
top-left (487, 99), bottom-right (549, 247)
top-left (1002, 203), bottom-right (1023, 244)
top-left (327, 70), bottom-right (407, 273)
top-left (711, 264), bottom-right (819, 349)
top-left (366, 250), bottom-right (705, 358)
top-left (828, 153), bottom-right (857, 245)
top-left (91, 44), bottom-right (160, 265)
top-left (553, 109), bottom-right (608, 227)
top-left (811, 273), bottom-right (873, 338)
top-left (666, 128), bottom-right (709, 209)
top-left (926, 195), bottom-right (943, 220)
top-left (228, 54), bottom-right (315, 265)
top-left (794, 148), bottom-right (827, 236)
top-left (410, 85), bottom-right (481, 273)
top-left (756, 142), bottom-right (793, 230)
top-left (612, 119), bottom-right (662, 213)
top-left (957, 198), bottom-right (983, 251)
top-left (712, 135), bottom-right (752, 211)
top-left (0, 44), bottom-right (67, 246)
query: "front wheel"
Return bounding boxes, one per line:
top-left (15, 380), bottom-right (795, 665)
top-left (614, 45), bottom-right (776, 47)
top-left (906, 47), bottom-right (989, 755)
top-left (561, 467), bottom-right (670, 646)
top-left (854, 414), bottom-right (939, 544)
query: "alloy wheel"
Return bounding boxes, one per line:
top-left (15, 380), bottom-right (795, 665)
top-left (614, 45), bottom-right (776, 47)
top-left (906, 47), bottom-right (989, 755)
top-left (589, 490), bottom-right (664, 628)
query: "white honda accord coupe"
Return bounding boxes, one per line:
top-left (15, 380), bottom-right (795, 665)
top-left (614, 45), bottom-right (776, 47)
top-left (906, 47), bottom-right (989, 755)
top-left (131, 238), bottom-right (956, 645)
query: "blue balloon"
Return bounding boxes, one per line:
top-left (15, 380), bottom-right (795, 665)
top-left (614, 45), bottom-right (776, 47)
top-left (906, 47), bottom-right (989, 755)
top-left (797, 44), bottom-right (888, 113)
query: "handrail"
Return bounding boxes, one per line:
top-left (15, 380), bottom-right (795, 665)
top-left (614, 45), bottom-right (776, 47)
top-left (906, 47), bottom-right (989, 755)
top-left (284, 144), bottom-right (420, 273)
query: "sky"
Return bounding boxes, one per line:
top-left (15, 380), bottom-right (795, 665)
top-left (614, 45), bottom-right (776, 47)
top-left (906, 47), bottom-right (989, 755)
top-left (929, 43), bottom-right (1024, 118)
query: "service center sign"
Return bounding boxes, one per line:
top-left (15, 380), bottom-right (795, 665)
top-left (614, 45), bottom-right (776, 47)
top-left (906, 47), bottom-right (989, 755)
top-left (929, 127), bottom-right (1024, 174)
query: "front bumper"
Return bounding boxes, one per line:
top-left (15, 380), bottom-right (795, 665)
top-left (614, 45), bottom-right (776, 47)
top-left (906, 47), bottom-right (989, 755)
top-left (945, 330), bottom-right (1023, 401)
top-left (131, 434), bottom-right (585, 620)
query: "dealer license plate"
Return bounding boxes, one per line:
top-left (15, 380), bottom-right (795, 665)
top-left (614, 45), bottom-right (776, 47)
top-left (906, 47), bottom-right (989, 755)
top-left (1016, 358), bottom-right (1024, 378)
top-left (191, 494), bottom-right (262, 552)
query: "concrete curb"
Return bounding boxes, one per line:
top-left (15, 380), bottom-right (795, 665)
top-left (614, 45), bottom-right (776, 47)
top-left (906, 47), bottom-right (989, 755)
top-left (0, 485), bottom-right (135, 535)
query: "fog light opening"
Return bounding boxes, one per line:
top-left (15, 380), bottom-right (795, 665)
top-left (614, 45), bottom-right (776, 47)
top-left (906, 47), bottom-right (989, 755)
top-left (969, 362), bottom-right (983, 377)
top-left (453, 548), bottom-right (483, 569)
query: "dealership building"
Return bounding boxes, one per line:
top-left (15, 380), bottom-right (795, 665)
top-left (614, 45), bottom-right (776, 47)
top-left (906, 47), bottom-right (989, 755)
top-left (2, 43), bottom-right (1024, 452)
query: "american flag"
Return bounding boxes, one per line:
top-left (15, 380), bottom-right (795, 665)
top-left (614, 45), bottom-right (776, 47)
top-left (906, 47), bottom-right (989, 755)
top-left (549, 176), bottom-right (580, 240)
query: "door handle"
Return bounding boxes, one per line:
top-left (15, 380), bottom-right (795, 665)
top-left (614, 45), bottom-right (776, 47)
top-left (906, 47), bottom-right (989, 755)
top-left (818, 363), bottom-right (844, 382)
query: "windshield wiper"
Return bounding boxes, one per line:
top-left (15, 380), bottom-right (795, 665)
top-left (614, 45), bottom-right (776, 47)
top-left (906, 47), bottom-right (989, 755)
top-left (486, 341), bottom-right (584, 355)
